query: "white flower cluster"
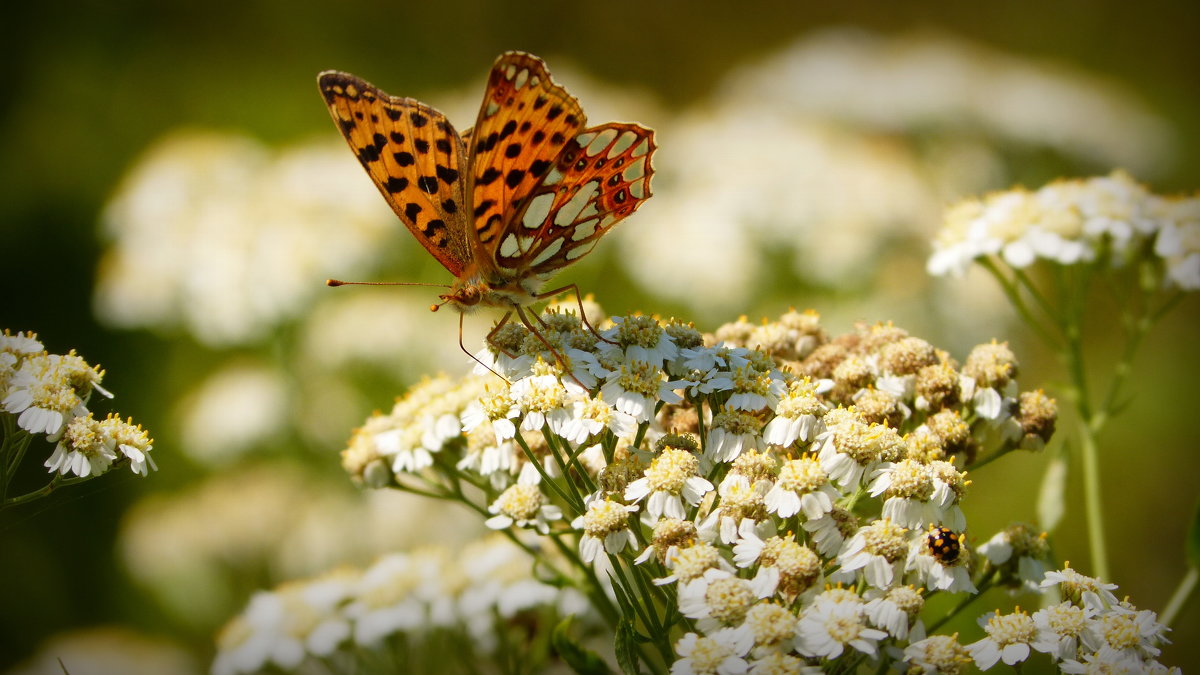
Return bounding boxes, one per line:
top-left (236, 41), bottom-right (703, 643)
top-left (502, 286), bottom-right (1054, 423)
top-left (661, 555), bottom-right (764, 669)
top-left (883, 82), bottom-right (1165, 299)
top-left (212, 535), bottom-right (588, 675)
top-left (1, 330), bottom-right (155, 478)
top-left (335, 308), bottom-right (1126, 672)
top-left (95, 132), bottom-right (397, 346)
top-left (957, 566), bottom-right (1176, 673)
top-left (928, 170), bottom-right (1200, 290)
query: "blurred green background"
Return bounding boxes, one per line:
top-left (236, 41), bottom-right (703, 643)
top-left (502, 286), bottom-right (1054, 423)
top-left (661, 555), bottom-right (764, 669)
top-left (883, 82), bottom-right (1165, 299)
top-left (2, 0), bottom-right (1198, 672)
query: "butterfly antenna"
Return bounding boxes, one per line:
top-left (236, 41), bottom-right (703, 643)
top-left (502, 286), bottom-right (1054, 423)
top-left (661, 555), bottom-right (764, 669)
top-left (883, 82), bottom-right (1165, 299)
top-left (326, 278), bottom-right (452, 289)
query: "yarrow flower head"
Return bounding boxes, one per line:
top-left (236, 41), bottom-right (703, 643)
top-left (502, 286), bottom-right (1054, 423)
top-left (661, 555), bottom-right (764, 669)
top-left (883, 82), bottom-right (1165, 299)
top-left (1, 329), bottom-right (154, 489)
top-left (928, 170), bottom-right (1200, 292)
top-left (331, 309), bottom-right (1085, 674)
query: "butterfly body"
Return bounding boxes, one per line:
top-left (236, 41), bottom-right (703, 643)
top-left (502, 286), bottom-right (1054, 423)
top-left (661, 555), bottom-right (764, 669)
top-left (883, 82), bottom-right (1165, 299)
top-left (318, 52), bottom-right (655, 319)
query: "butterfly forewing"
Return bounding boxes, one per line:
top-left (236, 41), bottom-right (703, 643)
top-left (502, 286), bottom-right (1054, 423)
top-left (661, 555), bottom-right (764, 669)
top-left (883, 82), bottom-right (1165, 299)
top-left (493, 123), bottom-right (656, 276)
top-left (468, 52), bottom-right (588, 257)
top-left (318, 71), bottom-right (471, 276)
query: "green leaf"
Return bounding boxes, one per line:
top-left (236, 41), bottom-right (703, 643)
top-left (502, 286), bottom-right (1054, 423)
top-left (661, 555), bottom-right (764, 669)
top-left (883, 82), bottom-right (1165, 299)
top-left (552, 616), bottom-right (611, 675)
top-left (615, 618), bottom-right (641, 675)
top-left (1186, 498), bottom-right (1200, 569)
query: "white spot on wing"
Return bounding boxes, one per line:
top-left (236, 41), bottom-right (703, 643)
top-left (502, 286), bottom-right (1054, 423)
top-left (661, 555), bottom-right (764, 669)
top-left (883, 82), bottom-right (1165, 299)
top-left (587, 129), bottom-right (618, 155)
top-left (572, 219), bottom-right (597, 241)
top-left (522, 193), bottom-right (554, 229)
top-left (515, 68), bottom-right (529, 89)
top-left (630, 180), bottom-right (646, 200)
top-left (566, 244), bottom-right (590, 260)
top-left (622, 158), bottom-right (645, 182)
top-left (610, 131), bottom-right (637, 156)
top-left (555, 181), bottom-right (599, 227)
top-left (574, 132), bottom-right (596, 149)
top-left (505, 64), bottom-right (516, 79)
top-left (485, 101), bottom-right (499, 117)
top-left (531, 238), bottom-right (563, 266)
top-left (543, 167), bottom-right (563, 186)
top-left (631, 139), bottom-right (650, 157)
top-left (500, 234), bottom-right (519, 258)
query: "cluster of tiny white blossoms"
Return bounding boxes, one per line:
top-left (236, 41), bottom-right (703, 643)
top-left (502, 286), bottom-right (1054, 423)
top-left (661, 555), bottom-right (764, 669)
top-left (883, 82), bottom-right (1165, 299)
top-left (955, 564), bottom-right (1177, 673)
top-left (330, 306), bottom-right (1181, 673)
top-left (928, 170), bottom-right (1200, 290)
top-left (211, 535), bottom-right (589, 675)
top-left (0, 330), bottom-right (155, 482)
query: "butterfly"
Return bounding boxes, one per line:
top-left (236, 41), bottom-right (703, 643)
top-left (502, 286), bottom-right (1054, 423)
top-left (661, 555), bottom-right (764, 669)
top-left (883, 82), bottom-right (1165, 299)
top-left (317, 51), bottom-right (655, 368)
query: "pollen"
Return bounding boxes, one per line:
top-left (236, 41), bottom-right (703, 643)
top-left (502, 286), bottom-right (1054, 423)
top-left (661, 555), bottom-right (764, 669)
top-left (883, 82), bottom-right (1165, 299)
top-left (860, 519), bottom-right (910, 562)
top-left (668, 542), bottom-right (722, 583)
top-left (493, 483), bottom-right (545, 521)
top-left (616, 315), bottom-right (663, 349)
top-left (776, 456), bottom-right (829, 493)
top-left (644, 447), bottom-right (699, 493)
top-left (982, 609), bottom-right (1037, 646)
top-left (705, 577), bottom-right (755, 625)
top-left (581, 499), bottom-right (631, 537)
top-left (616, 360), bottom-right (662, 397)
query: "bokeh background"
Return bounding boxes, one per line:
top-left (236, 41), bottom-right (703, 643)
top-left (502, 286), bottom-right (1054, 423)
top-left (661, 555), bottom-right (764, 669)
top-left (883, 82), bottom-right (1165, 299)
top-left (2, 1), bottom-right (1198, 672)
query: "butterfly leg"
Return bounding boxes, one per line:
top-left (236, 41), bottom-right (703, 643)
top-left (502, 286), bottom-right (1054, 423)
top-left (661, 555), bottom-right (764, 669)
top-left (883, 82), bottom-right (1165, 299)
top-left (535, 283), bottom-right (616, 345)
top-left (461, 311), bottom-right (510, 383)
top-left (484, 311), bottom-right (520, 359)
top-left (514, 304), bottom-right (588, 389)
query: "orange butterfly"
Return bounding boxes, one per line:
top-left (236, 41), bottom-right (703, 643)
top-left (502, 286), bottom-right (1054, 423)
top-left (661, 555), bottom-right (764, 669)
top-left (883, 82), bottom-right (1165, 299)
top-left (318, 51), bottom-right (655, 367)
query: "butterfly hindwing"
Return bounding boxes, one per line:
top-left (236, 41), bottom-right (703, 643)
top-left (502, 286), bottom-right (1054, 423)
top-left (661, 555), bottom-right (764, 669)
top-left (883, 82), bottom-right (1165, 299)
top-left (492, 123), bottom-right (656, 276)
top-left (468, 52), bottom-right (588, 256)
top-left (318, 71), bottom-right (471, 276)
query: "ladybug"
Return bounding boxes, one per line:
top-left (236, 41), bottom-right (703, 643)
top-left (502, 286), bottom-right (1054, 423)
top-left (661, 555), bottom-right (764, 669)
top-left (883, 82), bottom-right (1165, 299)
top-left (926, 526), bottom-right (962, 564)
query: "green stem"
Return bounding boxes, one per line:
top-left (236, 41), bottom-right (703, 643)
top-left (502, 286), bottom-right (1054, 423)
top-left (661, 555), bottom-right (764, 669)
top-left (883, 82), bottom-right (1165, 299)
top-left (513, 433), bottom-right (581, 513)
top-left (1160, 566), bottom-right (1198, 628)
top-left (3, 474), bottom-right (93, 509)
top-left (1078, 417), bottom-right (1109, 580)
top-left (980, 259), bottom-right (1062, 349)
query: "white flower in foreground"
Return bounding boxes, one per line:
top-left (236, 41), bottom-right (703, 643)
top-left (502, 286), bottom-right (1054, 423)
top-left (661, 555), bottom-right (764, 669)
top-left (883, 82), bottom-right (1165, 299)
top-left (903, 633), bottom-right (974, 674)
top-left (967, 609), bottom-right (1038, 670)
top-left (834, 519), bottom-right (909, 590)
top-left (794, 597), bottom-right (888, 659)
top-left (1041, 566), bottom-right (1119, 612)
top-left (763, 455), bottom-right (840, 520)
top-left (1030, 601), bottom-right (1096, 662)
top-left (677, 568), bottom-right (773, 635)
top-left (484, 484), bottom-right (562, 534)
top-left (549, 392), bottom-right (636, 445)
top-left (605, 315), bottom-right (680, 368)
top-left (671, 630), bottom-right (749, 675)
top-left (571, 498), bottom-right (639, 563)
top-left (599, 359), bottom-right (682, 422)
top-left (625, 446), bottom-right (713, 525)
top-left (761, 378), bottom-right (828, 446)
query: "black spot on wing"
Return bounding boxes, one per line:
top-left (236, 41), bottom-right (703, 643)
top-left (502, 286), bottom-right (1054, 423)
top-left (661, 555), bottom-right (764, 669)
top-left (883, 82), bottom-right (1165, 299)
top-left (417, 176), bottom-right (439, 194)
top-left (477, 167), bottom-right (501, 186)
top-left (385, 177), bottom-right (408, 193)
top-left (436, 165), bottom-right (459, 184)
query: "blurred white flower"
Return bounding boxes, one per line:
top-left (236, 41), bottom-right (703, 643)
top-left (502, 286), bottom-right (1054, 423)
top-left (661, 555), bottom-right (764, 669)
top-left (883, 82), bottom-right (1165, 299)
top-left (95, 132), bottom-right (397, 346)
top-left (723, 28), bottom-right (1172, 174)
top-left (176, 361), bottom-right (288, 465)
